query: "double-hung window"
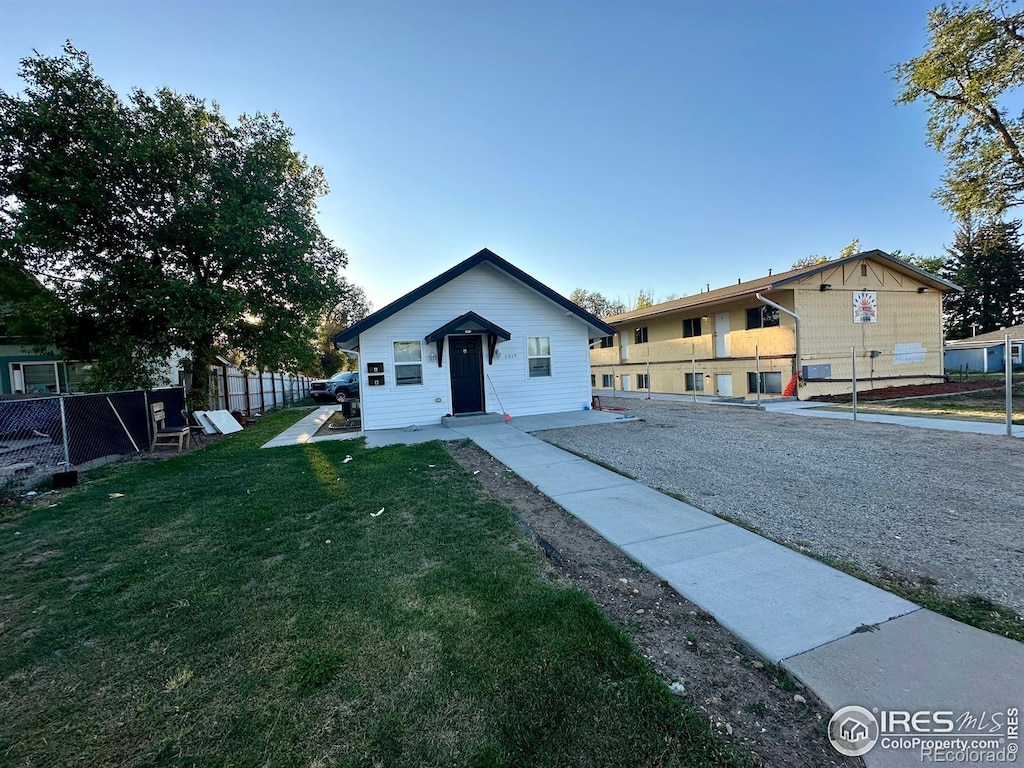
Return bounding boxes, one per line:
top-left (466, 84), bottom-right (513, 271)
top-left (634, 327), bottom-right (649, 344)
top-left (528, 337), bottom-right (551, 377)
top-left (393, 341), bottom-right (423, 385)
top-left (745, 306), bottom-right (780, 330)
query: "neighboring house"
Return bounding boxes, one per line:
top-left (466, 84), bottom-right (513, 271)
top-left (591, 250), bottom-right (960, 400)
top-left (333, 248), bottom-right (615, 431)
top-left (0, 262), bottom-right (93, 395)
top-left (944, 324), bottom-right (1024, 373)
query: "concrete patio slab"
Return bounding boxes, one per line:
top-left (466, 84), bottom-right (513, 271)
top-left (785, 609), bottom-right (1024, 768)
top-left (652, 541), bottom-right (919, 662)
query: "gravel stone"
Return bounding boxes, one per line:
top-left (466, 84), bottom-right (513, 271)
top-left (537, 398), bottom-right (1024, 613)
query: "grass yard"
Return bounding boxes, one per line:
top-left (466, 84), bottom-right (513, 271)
top-left (828, 380), bottom-right (1024, 424)
top-left (0, 410), bottom-right (748, 767)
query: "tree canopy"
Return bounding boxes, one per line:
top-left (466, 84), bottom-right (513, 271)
top-left (895, 1), bottom-right (1024, 219)
top-left (0, 44), bottom-right (348, 401)
top-left (790, 239), bottom-right (860, 269)
top-left (318, 277), bottom-right (372, 376)
top-left (941, 217), bottom-right (1024, 337)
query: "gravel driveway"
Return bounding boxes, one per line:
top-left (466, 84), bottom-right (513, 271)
top-left (537, 398), bottom-right (1024, 614)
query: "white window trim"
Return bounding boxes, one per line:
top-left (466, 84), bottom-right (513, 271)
top-left (391, 339), bottom-right (424, 387)
top-left (526, 335), bottom-right (552, 379)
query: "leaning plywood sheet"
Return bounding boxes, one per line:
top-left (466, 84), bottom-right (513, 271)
top-left (205, 410), bottom-right (244, 435)
top-left (193, 410), bottom-right (219, 435)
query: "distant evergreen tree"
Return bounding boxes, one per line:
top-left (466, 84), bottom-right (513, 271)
top-left (942, 219), bottom-right (1024, 338)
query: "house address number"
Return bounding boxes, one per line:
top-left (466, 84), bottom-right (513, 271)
top-left (500, 352), bottom-right (518, 359)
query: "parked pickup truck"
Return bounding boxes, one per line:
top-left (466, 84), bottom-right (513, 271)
top-left (310, 371), bottom-right (360, 403)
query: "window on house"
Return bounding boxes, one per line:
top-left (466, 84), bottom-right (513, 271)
top-left (601, 373), bottom-right (615, 388)
top-left (861, 263), bottom-right (868, 277)
top-left (637, 373), bottom-right (650, 390)
top-left (684, 372), bottom-right (704, 391)
top-left (634, 326), bottom-right (648, 344)
top-left (393, 341), bottom-right (423, 385)
top-left (745, 306), bottom-right (780, 330)
top-left (599, 335), bottom-right (615, 348)
top-left (683, 317), bottom-right (702, 338)
top-left (590, 374), bottom-right (596, 387)
top-left (747, 371), bottom-right (783, 394)
top-left (1013, 344), bottom-right (1023, 365)
top-left (528, 336), bottom-right (551, 377)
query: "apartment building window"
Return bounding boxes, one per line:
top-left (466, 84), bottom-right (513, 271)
top-left (601, 374), bottom-right (615, 388)
top-left (747, 371), bottom-right (783, 394)
top-left (590, 374), bottom-right (596, 387)
top-left (684, 372), bottom-right (704, 391)
top-left (599, 335), bottom-right (615, 348)
top-left (745, 306), bottom-right (780, 330)
top-left (634, 326), bottom-right (648, 344)
top-left (636, 373), bottom-right (650, 390)
top-left (528, 336), bottom-right (552, 377)
top-left (394, 341), bottom-right (423, 385)
top-left (682, 317), bottom-right (702, 338)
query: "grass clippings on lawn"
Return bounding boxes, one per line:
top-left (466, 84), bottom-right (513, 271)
top-left (0, 409), bottom-right (750, 767)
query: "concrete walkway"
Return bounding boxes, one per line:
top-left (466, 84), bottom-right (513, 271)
top-left (264, 408), bottom-right (1023, 766)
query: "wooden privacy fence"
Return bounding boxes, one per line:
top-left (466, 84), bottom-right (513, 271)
top-left (207, 365), bottom-right (312, 414)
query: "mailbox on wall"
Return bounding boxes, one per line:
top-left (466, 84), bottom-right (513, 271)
top-left (367, 362), bottom-right (385, 386)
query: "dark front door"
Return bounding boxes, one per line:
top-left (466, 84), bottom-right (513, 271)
top-left (450, 336), bottom-right (484, 414)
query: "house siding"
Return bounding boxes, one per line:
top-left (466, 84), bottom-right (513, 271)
top-left (591, 257), bottom-right (948, 400)
top-left (358, 263), bottom-right (592, 430)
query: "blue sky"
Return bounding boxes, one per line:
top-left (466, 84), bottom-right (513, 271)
top-left (0, 0), bottom-right (949, 310)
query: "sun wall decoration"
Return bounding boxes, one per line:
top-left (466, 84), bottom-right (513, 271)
top-left (852, 291), bottom-right (877, 323)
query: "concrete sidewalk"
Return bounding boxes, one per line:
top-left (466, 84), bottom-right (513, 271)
top-left (264, 409), bottom-right (1023, 766)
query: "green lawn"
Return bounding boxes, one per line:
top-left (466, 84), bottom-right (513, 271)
top-left (832, 381), bottom-right (1024, 424)
top-left (0, 410), bottom-right (747, 767)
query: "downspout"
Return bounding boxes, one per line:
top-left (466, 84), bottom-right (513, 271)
top-left (755, 293), bottom-right (801, 378)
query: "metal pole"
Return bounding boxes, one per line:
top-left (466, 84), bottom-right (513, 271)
top-left (58, 395), bottom-right (71, 472)
top-left (692, 349), bottom-right (697, 404)
top-left (851, 347), bottom-right (858, 421)
top-left (1006, 334), bottom-right (1013, 437)
top-left (646, 361), bottom-right (651, 399)
top-left (755, 345), bottom-right (761, 407)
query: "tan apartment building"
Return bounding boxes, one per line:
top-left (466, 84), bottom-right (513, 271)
top-left (590, 250), bottom-right (960, 400)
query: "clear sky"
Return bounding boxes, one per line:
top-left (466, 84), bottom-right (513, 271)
top-left (0, 0), bottom-right (950, 311)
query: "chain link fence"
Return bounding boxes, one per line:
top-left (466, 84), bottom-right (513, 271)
top-left (0, 387), bottom-right (185, 493)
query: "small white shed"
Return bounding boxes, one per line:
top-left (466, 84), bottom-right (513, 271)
top-left (333, 249), bottom-right (614, 431)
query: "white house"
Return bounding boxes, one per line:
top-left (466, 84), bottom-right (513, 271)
top-left (333, 248), bottom-right (615, 431)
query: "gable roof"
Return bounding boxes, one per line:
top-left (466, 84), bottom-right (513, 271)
top-left (333, 248), bottom-right (615, 345)
top-left (604, 250), bottom-right (962, 325)
top-left (425, 311), bottom-right (511, 343)
top-left (946, 323), bottom-right (1024, 347)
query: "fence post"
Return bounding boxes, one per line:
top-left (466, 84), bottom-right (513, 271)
top-left (851, 347), bottom-right (858, 422)
top-left (1006, 334), bottom-right (1013, 437)
top-left (692, 351), bottom-right (697, 404)
top-left (58, 395), bottom-right (71, 472)
top-left (259, 372), bottom-right (266, 413)
top-left (755, 345), bottom-right (761, 407)
top-left (143, 391), bottom-right (152, 449)
top-left (243, 372), bottom-right (251, 416)
top-left (280, 372), bottom-right (285, 407)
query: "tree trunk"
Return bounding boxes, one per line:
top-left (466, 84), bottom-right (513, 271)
top-left (185, 335), bottom-right (215, 410)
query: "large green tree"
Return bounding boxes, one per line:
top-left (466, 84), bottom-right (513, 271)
top-left (941, 217), bottom-right (1024, 337)
top-left (895, 1), bottom-right (1024, 218)
top-left (0, 44), bottom-right (347, 403)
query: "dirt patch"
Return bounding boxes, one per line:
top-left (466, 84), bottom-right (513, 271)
top-left (811, 380), bottom-right (1001, 402)
top-left (313, 411), bottom-right (362, 438)
top-left (447, 440), bottom-right (859, 768)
